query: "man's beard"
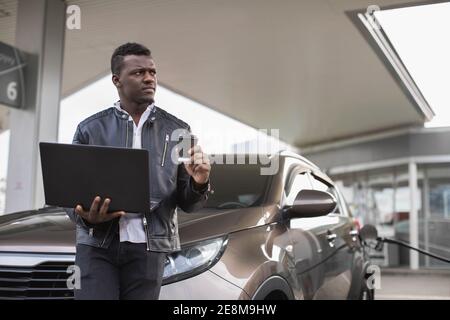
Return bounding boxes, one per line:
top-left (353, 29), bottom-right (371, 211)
top-left (135, 95), bottom-right (154, 105)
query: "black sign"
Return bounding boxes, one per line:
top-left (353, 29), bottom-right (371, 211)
top-left (0, 41), bottom-right (26, 109)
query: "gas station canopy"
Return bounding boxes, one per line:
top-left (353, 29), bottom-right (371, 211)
top-left (0, 0), bottom-right (434, 147)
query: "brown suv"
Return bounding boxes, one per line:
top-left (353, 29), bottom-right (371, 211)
top-left (0, 152), bottom-right (373, 300)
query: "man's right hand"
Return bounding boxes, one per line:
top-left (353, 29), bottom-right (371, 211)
top-left (74, 196), bottom-right (125, 225)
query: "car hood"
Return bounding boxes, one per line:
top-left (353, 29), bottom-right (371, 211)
top-left (0, 206), bottom-right (279, 254)
top-left (177, 205), bottom-right (277, 245)
top-left (0, 208), bottom-right (76, 254)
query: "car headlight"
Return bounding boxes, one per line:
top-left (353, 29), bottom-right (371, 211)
top-left (162, 236), bottom-right (228, 285)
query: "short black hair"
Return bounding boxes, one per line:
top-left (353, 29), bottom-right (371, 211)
top-left (111, 42), bottom-right (151, 75)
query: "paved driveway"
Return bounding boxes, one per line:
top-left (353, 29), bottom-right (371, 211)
top-left (375, 268), bottom-right (450, 300)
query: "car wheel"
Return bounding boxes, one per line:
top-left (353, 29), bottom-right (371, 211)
top-left (359, 274), bottom-right (375, 300)
top-left (360, 287), bottom-right (375, 300)
top-left (264, 290), bottom-right (289, 300)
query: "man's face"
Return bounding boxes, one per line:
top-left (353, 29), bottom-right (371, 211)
top-left (113, 55), bottom-right (157, 105)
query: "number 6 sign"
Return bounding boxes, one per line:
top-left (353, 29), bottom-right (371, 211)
top-left (0, 41), bottom-right (26, 109)
top-left (7, 82), bottom-right (17, 101)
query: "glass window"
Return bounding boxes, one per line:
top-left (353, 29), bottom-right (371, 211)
top-left (333, 174), bottom-right (367, 222)
top-left (369, 170), bottom-right (395, 225)
top-left (416, 165), bottom-right (450, 267)
top-left (427, 167), bottom-right (450, 219)
top-left (333, 181), bottom-right (351, 217)
top-left (284, 172), bottom-right (312, 206)
top-left (203, 163), bottom-right (270, 209)
top-left (281, 157), bottom-right (301, 186)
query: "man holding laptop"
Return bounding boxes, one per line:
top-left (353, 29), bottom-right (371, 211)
top-left (64, 43), bottom-right (211, 299)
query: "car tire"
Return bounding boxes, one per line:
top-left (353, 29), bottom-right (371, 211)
top-left (359, 273), bottom-right (375, 300)
top-left (359, 286), bottom-right (375, 300)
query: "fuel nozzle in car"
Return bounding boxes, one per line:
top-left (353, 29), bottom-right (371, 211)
top-left (359, 224), bottom-right (450, 264)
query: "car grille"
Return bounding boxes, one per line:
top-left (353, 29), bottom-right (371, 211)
top-left (0, 262), bottom-right (74, 300)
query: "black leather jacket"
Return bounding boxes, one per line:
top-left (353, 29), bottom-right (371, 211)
top-left (65, 104), bottom-right (209, 253)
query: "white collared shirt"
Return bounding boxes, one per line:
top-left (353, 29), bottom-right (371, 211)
top-left (114, 101), bottom-right (154, 243)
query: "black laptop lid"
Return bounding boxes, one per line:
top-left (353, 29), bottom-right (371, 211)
top-left (39, 142), bottom-right (150, 214)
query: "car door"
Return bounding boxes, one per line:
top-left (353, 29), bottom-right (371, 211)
top-left (282, 166), bottom-right (329, 299)
top-left (309, 173), bottom-right (356, 299)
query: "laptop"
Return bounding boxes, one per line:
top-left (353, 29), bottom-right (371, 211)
top-left (39, 142), bottom-right (150, 214)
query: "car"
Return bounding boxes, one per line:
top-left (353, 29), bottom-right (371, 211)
top-left (0, 151), bottom-right (373, 300)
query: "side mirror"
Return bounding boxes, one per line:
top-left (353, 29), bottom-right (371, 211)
top-left (286, 189), bottom-right (337, 219)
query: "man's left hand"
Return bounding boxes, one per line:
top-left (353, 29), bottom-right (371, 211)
top-left (184, 145), bottom-right (211, 187)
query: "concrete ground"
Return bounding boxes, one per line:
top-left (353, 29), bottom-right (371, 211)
top-left (375, 268), bottom-right (450, 300)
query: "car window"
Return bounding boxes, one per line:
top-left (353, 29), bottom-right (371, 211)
top-left (285, 172), bottom-right (312, 206)
top-left (203, 163), bottom-right (270, 209)
top-left (334, 184), bottom-right (351, 217)
top-left (310, 174), bottom-right (343, 215)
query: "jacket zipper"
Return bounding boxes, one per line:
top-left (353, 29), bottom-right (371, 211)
top-left (142, 121), bottom-right (153, 252)
top-left (142, 216), bottom-right (151, 251)
top-left (118, 119), bottom-right (129, 248)
top-left (126, 120), bottom-right (130, 148)
top-left (161, 133), bottom-right (169, 166)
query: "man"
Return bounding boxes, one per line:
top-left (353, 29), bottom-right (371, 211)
top-left (65, 42), bottom-right (211, 300)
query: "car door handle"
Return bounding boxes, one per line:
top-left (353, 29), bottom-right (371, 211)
top-left (326, 232), bottom-right (337, 247)
top-left (349, 229), bottom-right (359, 241)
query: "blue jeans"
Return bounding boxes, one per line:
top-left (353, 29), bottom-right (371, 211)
top-left (74, 231), bottom-right (167, 300)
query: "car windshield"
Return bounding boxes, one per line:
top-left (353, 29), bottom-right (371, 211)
top-left (204, 163), bottom-right (270, 209)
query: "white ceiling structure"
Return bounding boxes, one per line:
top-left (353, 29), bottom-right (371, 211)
top-left (0, 0), bottom-right (438, 147)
